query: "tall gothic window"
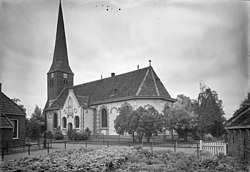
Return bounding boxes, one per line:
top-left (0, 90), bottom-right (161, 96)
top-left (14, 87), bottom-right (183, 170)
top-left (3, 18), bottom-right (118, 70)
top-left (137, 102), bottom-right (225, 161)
top-left (101, 109), bottom-right (107, 128)
top-left (53, 113), bottom-right (58, 128)
top-left (62, 117), bottom-right (67, 128)
top-left (68, 97), bottom-right (73, 116)
top-left (75, 116), bottom-right (79, 128)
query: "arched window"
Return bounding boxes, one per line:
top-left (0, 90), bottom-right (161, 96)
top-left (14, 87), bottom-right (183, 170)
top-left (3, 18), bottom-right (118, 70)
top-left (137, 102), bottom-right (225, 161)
top-left (53, 113), bottom-right (58, 128)
top-left (62, 117), bottom-right (67, 128)
top-left (75, 116), bottom-right (79, 128)
top-left (101, 109), bottom-right (107, 128)
top-left (68, 97), bottom-right (73, 116)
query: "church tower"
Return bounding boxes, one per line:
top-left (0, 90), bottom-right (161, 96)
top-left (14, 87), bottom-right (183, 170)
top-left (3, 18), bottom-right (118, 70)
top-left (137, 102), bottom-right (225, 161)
top-left (47, 1), bottom-right (74, 101)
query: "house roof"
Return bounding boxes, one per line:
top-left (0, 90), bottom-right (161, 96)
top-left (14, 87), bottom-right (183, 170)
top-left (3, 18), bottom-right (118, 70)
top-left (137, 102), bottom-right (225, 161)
top-left (0, 91), bottom-right (26, 116)
top-left (46, 66), bottom-right (175, 111)
top-left (0, 113), bottom-right (14, 129)
top-left (225, 105), bottom-right (250, 129)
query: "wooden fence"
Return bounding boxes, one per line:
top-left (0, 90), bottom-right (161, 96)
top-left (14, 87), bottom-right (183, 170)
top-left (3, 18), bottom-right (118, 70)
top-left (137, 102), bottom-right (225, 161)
top-left (200, 140), bottom-right (227, 156)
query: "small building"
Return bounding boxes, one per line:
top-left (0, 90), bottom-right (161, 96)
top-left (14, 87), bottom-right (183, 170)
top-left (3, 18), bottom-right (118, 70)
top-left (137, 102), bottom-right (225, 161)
top-left (0, 84), bottom-right (26, 146)
top-left (225, 105), bottom-right (250, 163)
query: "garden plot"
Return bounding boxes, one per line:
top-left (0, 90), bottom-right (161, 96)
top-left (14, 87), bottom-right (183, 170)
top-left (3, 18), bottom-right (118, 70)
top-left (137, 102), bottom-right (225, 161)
top-left (1, 147), bottom-right (247, 171)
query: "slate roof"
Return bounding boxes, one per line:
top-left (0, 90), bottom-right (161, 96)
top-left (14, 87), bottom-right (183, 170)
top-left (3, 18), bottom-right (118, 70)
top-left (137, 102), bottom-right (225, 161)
top-left (48, 1), bottom-right (73, 74)
top-left (46, 66), bottom-right (175, 111)
top-left (225, 105), bottom-right (250, 129)
top-left (0, 113), bottom-right (14, 129)
top-left (0, 91), bottom-right (26, 116)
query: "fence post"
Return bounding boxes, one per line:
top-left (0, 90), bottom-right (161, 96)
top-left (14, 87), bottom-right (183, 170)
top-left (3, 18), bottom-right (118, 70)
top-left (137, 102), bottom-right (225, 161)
top-left (23, 140), bottom-right (25, 151)
top-left (103, 134), bottom-right (104, 145)
top-left (85, 141), bottom-right (88, 148)
top-left (6, 141), bottom-right (8, 154)
top-left (128, 142), bottom-right (130, 147)
top-left (174, 141), bottom-right (177, 153)
top-left (28, 144), bottom-right (30, 155)
top-left (107, 141), bottom-right (109, 147)
top-left (150, 142), bottom-right (153, 154)
top-left (38, 138), bottom-right (40, 149)
top-left (64, 141), bottom-right (66, 150)
top-left (197, 144), bottom-right (200, 159)
top-left (47, 143), bottom-right (49, 154)
top-left (2, 147), bottom-right (4, 161)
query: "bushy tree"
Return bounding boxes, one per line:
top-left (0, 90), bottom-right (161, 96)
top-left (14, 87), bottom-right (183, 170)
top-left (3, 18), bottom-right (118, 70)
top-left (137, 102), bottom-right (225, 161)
top-left (194, 83), bottom-right (226, 138)
top-left (114, 105), bottom-right (163, 143)
top-left (26, 106), bottom-right (45, 140)
top-left (163, 94), bottom-right (197, 141)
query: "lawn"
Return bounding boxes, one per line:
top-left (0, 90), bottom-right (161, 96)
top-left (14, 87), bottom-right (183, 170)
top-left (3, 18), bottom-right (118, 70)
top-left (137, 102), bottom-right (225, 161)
top-left (1, 147), bottom-right (247, 172)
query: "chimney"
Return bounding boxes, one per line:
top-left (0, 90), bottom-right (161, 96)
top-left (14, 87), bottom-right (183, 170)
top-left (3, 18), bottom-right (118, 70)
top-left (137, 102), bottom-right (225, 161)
top-left (137, 65), bottom-right (139, 70)
top-left (111, 73), bottom-right (115, 77)
top-left (0, 83), bottom-right (2, 92)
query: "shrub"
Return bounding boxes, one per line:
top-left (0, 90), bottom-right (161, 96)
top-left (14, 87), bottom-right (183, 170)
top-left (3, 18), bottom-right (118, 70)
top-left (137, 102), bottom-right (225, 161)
top-left (67, 129), bottom-right (78, 140)
top-left (204, 133), bottom-right (213, 141)
top-left (45, 131), bottom-right (53, 139)
top-left (67, 129), bottom-right (89, 141)
top-left (53, 130), bottom-right (64, 140)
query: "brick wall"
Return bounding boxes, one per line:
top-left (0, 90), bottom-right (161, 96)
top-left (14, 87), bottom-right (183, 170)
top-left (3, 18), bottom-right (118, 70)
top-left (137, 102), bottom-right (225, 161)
top-left (6, 114), bottom-right (26, 146)
top-left (227, 128), bottom-right (250, 164)
top-left (0, 128), bottom-right (13, 146)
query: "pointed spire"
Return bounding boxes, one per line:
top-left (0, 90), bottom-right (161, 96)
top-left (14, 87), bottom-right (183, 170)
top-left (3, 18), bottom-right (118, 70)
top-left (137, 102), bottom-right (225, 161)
top-left (48, 1), bottom-right (73, 74)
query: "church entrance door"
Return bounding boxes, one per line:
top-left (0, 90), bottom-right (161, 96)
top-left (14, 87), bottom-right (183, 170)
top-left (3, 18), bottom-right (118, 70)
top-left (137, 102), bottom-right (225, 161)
top-left (68, 123), bottom-right (73, 131)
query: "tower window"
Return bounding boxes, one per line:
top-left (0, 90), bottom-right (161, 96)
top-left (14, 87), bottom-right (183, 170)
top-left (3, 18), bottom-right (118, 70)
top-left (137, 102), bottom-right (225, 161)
top-left (63, 73), bottom-right (68, 78)
top-left (51, 73), bottom-right (54, 78)
top-left (50, 79), bottom-right (54, 87)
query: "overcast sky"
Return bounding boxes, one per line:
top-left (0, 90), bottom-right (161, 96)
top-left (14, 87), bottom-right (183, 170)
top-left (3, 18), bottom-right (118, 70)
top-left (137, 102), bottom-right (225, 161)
top-left (1, 0), bottom-right (249, 119)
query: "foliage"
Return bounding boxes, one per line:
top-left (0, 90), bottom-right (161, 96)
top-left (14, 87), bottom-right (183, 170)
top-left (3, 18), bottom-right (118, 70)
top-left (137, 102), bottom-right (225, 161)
top-left (194, 83), bottom-right (226, 138)
top-left (67, 129), bottom-right (90, 141)
top-left (1, 147), bottom-right (136, 172)
top-left (2, 147), bottom-right (247, 171)
top-left (136, 106), bottom-right (164, 142)
top-left (26, 106), bottom-right (44, 140)
top-left (53, 130), bottom-right (64, 140)
top-left (26, 119), bottom-right (41, 140)
top-left (11, 98), bottom-right (26, 112)
top-left (45, 131), bottom-right (53, 139)
top-left (163, 94), bottom-right (197, 141)
top-left (114, 105), bottom-right (163, 143)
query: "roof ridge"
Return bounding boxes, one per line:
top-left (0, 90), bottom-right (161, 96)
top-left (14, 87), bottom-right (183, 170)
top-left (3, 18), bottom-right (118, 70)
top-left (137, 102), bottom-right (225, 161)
top-left (72, 66), bottom-right (151, 88)
top-left (150, 68), bottom-right (160, 96)
top-left (136, 68), bottom-right (150, 96)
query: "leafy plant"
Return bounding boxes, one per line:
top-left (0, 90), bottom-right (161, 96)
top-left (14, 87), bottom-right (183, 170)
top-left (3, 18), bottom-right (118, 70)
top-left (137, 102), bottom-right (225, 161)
top-left (53, 130), bottom-right (64, 140)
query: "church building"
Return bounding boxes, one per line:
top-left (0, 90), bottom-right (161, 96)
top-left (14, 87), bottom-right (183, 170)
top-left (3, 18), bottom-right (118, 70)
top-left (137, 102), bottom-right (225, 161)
top-left (44, 2), bottom-right (175, 136)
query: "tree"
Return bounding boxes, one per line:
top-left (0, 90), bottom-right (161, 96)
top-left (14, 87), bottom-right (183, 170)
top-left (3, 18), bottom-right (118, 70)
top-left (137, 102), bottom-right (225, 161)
top-left (194, 83), bottom-right (226, 138)
top-left (26, 106), bottom-right (45, 140)
top-left (114, 105), bottom-right (163, 143)
top-left (163, 94), bottom-right (197, 141)
top-left (138, 106), bottom-right (163, 142)
top-left (11, 98), bottom-right (26, 112)
top-left (114, 105), bottom-right (132, 135)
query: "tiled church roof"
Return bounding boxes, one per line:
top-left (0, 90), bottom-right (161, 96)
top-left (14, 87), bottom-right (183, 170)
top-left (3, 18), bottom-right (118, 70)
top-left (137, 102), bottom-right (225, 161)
top-left (46, 66), bottom-right (175, 110)
top-left (0, 91), bottom-right (26, 116)
top-left (225, 105), bottom-right (250, 129)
